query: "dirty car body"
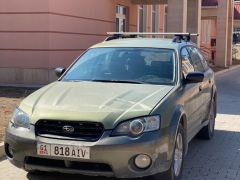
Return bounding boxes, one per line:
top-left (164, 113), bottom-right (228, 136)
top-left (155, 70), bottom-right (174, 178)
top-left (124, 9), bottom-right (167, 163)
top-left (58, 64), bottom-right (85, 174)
top-left (5, 36), bottom-right (217, 179)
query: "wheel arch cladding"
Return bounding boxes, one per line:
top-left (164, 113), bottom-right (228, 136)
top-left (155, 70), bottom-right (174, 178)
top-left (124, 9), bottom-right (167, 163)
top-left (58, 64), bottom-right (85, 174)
top-left (170, 104), bottom-right (187, 133)
top-left (211, 85), bottom-right (217, 118)
top-left (168, 104), bottom-right (188, 157)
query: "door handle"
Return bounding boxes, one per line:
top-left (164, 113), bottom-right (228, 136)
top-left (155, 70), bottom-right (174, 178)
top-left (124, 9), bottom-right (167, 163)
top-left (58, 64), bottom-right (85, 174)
top-left (209, 79), bottom-right (211, 84)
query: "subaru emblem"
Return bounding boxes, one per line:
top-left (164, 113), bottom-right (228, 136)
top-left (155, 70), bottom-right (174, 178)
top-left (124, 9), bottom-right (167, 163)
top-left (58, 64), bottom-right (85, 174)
top-left (62, 125), bottom-right (74, 133)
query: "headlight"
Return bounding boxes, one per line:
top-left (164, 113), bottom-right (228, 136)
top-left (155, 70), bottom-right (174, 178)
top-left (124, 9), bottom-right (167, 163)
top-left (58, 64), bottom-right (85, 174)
top-left (112, 115), bottom-right (160, 137)
top-left (11, 108), bottom-right (30, 129)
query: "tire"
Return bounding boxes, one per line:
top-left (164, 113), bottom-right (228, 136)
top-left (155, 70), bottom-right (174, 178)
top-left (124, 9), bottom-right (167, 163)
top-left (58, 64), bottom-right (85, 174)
top-left (197, 98), bottom-right (216, 140)
top-left (152, 124), bottom-right (185, 180)
top-left (25, 169), bottom-right (41, 175)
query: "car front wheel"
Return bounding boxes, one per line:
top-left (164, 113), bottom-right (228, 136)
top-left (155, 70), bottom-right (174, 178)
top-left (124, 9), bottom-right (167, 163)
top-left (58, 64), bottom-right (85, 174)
top-left (152, 124), bottom-right (185, 180)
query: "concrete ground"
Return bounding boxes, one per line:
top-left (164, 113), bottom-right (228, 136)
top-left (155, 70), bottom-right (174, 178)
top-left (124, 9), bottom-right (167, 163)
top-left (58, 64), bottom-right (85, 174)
top-left (0, 67), bottom-right (240, 180)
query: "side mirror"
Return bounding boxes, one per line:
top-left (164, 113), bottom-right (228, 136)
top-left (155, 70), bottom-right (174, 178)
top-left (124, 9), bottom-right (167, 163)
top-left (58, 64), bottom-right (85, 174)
top-left (185, 72), bottom-right (204, 83)
top-left (55, 67), bottom-right (66, 77)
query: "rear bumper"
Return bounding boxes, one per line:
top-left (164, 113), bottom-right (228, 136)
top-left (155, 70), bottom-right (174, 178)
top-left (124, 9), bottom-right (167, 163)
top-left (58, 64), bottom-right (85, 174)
top-left (5, 124), bottom-right (174, 178)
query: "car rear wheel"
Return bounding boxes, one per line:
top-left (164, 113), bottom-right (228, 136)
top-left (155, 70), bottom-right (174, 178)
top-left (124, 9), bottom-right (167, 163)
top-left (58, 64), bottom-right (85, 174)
top-left (197, 99), bottom-right (216, 140)
top-left (152, 124), bottom-right (185, 180)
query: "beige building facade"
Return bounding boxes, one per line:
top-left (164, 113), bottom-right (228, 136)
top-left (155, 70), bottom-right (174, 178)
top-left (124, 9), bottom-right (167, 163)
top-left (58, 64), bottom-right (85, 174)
top-left (201, 0), bottom-right (234, 67)
top-left (0, 0), bottom-right (234, 86)
top-left (0, 0), bottom-right (166, 85)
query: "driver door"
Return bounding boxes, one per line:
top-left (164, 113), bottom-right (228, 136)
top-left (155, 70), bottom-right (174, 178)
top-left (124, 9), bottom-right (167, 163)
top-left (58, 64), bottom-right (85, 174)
top-left (181, 47), bottom-right (203, 140)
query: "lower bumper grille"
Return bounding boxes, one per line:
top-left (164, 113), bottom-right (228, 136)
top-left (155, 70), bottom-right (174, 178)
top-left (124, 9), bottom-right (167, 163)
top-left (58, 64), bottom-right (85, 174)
top-left (25, 157), bottom-right (113, 172)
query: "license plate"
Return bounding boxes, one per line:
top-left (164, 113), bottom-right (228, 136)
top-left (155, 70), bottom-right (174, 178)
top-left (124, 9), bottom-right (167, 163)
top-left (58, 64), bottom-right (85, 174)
top-left (37, 143), bottom-right (90, 159)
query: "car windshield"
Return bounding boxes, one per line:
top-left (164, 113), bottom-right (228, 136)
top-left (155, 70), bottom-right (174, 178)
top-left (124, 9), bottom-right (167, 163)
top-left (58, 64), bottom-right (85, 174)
top-left (62, 48), bottom-right (176, 85)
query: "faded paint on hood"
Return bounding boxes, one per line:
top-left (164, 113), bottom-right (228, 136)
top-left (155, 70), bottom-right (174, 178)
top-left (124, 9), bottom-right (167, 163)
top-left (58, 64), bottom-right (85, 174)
top-left (20, 81), bottom-right (174, 129)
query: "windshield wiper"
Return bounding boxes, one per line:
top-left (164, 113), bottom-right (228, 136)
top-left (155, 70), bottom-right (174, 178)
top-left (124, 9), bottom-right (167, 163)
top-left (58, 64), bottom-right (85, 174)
top-left (90, 79), bottom-right (145, 84)
top-left (63, 79), bottom-right (145, 84)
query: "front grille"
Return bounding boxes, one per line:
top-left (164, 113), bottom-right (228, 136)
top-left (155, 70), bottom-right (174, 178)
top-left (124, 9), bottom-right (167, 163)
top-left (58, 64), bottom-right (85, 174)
top-left (35, 120), bottom-right (104, 141)
top-left (25, 157), bottom-right (113, 172)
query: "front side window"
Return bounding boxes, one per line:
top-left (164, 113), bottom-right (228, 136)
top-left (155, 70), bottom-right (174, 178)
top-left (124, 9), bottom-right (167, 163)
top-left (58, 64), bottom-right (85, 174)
top-left (181, 47), bottom-right (195, 78)
top-left (63, 48), bottom-right (176, 85)
top-left (196, 49), bottom-right (209, 71)
top-left (187, 47), bottom-right (205, 72)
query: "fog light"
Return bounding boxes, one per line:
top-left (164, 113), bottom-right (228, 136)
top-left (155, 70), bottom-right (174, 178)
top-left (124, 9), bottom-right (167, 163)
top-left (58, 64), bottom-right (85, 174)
top-left (134, 154), bottom-right (151, 169)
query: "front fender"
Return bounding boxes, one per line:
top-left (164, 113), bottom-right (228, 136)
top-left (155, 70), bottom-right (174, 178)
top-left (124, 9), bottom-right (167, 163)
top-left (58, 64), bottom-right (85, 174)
top-left (168, 104), bottom-right (188, 156)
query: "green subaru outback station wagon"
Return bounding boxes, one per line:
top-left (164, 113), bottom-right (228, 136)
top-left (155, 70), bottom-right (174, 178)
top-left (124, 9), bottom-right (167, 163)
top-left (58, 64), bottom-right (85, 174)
top-left (5, 33), bottom-right (217, 180)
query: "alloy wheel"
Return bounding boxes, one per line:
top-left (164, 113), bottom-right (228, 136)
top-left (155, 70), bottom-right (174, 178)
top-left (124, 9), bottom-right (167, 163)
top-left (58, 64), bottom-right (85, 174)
top-left (173, 132), bottom-right (183, 177)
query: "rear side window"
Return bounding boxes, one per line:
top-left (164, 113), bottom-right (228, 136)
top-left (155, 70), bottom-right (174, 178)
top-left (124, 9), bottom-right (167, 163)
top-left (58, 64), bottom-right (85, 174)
top-left (187, 47), bottom-right (205, 72)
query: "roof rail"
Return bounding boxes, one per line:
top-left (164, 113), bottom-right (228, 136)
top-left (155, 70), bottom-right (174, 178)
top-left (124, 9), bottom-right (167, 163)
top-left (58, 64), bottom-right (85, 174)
top-left (105, 32), bottom-right (199, 43)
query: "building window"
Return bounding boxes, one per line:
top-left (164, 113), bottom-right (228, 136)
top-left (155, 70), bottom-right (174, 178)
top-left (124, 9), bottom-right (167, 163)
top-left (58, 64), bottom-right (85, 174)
top-left (138, 5), bottom-right (147, 32)
top-left (201, 20), bottom-right (212, 44)
top-left (234, 27), bottom-right (240, 32)
top-left (116, 5), bottom-right (127, 32)
top-left (152, 5), bottom-right (159, 32)
top-left (164, 5), bottom-right (168, 32)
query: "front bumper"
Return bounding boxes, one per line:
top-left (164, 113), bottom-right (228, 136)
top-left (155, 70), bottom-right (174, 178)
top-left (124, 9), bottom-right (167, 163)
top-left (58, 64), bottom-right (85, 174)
top-left (5, 123), bottom-right (173, 178)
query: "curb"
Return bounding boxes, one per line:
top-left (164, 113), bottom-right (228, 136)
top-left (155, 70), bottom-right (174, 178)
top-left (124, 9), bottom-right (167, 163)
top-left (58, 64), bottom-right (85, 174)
top-left (0, 83), bottom-right (43, 89)
top-left (0, 142), bottom-right (5, 158)
top-left (215, 64), bottom-right (240, 76)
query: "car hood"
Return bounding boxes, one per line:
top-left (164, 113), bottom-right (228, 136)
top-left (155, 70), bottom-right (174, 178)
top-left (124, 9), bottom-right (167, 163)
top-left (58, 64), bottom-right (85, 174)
top-left (20, 81), bottom-right (174, 129)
